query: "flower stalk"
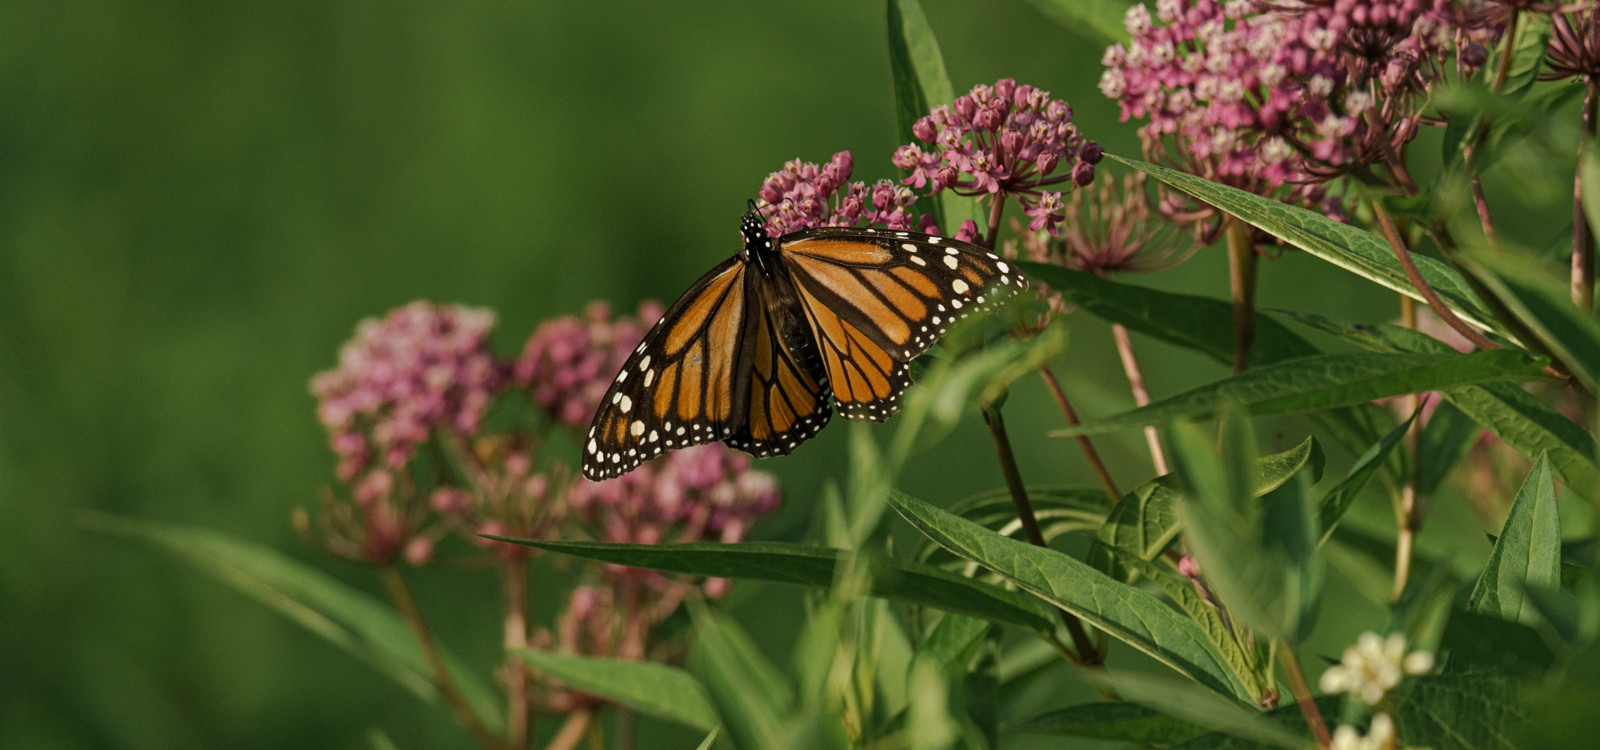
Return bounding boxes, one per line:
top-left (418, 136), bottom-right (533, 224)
top-left (383, 565), bottom-right (508, 750)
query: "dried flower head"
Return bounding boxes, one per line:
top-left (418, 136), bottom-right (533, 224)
top-left (311, 301), bottom-right (506, 482)
top-left (893, 78), bottom-right (1100, 234)
top-left (516, 300), bottom-right (663, 430)
top-left (1545, 5), bottom-right (1600, 82)
top-left (1320, 631), bottom-right (1435, 704)
top-left (757, 151), bottom-right (919, 237)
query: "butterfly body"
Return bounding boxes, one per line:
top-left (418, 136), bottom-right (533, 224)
top-left (581, 210), bottom-right (1026, 481)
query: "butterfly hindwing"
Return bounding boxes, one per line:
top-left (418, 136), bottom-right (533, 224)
top-left (582, 257), bottom-right (755, 480)
top-left (779, 227), bottom-right (1026, 421)
top-left (724, 275), bottom-right (833, 456)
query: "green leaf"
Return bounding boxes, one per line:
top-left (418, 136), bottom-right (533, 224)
top-left (1489, 11), bottom-right (1553, 95)
top-left (516, 650), bottom-right (718, 731)
top-left (1254, 435), bottom-right (1324, 494)
top-left (1393, 674), bottom-right (1526, 750)
top-left (82, 514), bottom-right (503, 732)
top-left (1019, 262), bottom-right (1321, 366)
top-left (1008, 702), bottom-right (1206, 743)
top-left (1023, 261), bottom-right (1393, 465)
top-left (1470, 452), bottom-right (1562, 623)
top-left (1109, 153), bottom-right (1505, 335)
top-left (1440, 606), bottom-right (1558, 676)
top-left (916, 613), bottom-right (990, 675)
top-left (1318, 409), bottom-right (1418, 543)
top-left (1280, 310), bottom-right (1600, 501)
top-left (1166, 697), bottom-right (1344, 750)
top-left (1017, 0), bottom-right (1133, 44)
top-left (1170, 419), bottom-right (1321, 640)
top-left (917, 485), bottom-right (1110, 567)
top-left (886, 0), bottom-right (971, 231)
top-left (1092, 670), bottom-right (1307, 750)
top-left (1417, 400), bottom-right (1483, 497)
top-left (1055, 349), bottom-right (1547, 437)
top-left (888, 491), bottom-right (1251, 700)
top-left (1459, 249), bottom-right (1600, 393)
top-left (691, 606), bottom-right (791, 750)
top-left (694, 728), bottom-right (720, 750)
top-left (490, 538), bottom-right (1056, 634)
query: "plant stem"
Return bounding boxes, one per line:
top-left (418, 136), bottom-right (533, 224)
top-left (382, 566), bottom-right (507, 750)
top-left (505, 561), bottom-right (531, 750)
top-left (1279, 644), bottom-right (1333, 749)
top-left (1576, 79), bottom-right (1598, 312)
top-left (1039, 364), bottom-right (1124, 504)
top-left (1226, 217), bottom-right (1258, 374)
top-left (981, 404), bottom-right (1101, 664)
top-left (1111, 323), bottom-right (1168, 475)
top-left (1369, 198), bottom-right (1499, 350)
top-left (1393, 296), bottom-right (1423, 602)
top-left (544, 709), bottom-right (594, 750)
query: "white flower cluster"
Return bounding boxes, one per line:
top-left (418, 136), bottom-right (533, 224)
top-left (1331, 713), bottom-right (1396, 750)
top-left (1320, 631), bottom-right (1435, 705)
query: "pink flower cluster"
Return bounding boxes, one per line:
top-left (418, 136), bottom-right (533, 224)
top-left (756, 151), bottom-right (920, 237)
top-left (515, 301), bottom-right (663, 429)
top-left (311, 301), bottom-right (505, 482)
top-left (893, 78), bottom-right (1100, 235)
top-left (569, 444), bottom-right (780, 591)
top-left (1102, 0), bottom-right (1496, 214)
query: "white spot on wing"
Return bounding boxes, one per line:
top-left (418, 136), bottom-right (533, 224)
top-left (943, 255), bottom-right (959, 269)
top-left (952, 279), bottom-right (969, 294)
top-left (619, 395), bottom-right (632, 413)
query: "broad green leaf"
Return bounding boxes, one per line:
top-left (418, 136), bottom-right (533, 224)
top-left (1489, 11), bottom-right (1553, 95)
top-left (516, 650), bottom-right (717, 731)
top-left (916, 485), bottom-right (1110, 569)
top-left (83, 514), bottom-right (503, 732)
top-left (888, 491), bottom-right (1250, 700)
top-left (1008, 702), bottom-right (1206, 743)
top-left (1092, 671), bottom-right (1306, 749)
top-left (1470, 452), bottom-right (1561, 623)
top-left (1110, 154), bottom-right (1505, 335)
top-left (1460, 249), bottom-right (1600, 393)
top-left (1254, 435), bottom-right (1324, 494)
top-left (691, 606), bottom-right (791, 750)
top-left (1054, 350), bottom-right (1546, 437)
top-left (1280, 310), bottom-right (1600, 500)
top-left (1393, 674), bottom-right (1526, 750)
top-left (1440, 607), bottom-right (1558, 676)
top-left (886, 0), bottom-right (971, 231)
top-left (1019, 0), bottom-right (1134, 44)
top-left (1318, 409), bottom-right (1418, 543)
top-left (490, 538), bottom-right (1055, 634)
top-left (1091, 544), bottom-right (1272, 704)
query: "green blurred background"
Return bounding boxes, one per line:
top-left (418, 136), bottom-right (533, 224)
top-left (0, 1), bottom-right (1514, 747)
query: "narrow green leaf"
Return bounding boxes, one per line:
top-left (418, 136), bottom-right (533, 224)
top-left (917, 613), bottom-right (990, 675)
top-left (1055, 350), bottom-right (1547, 437)
top-left (1008, 702), bottom-right (1206, 743)
top-left (1254, 435), bottom-right (1324, 494)
top-left (691, 607), bottom-right (791, 750)
top-left (1319, 409), bottom-right (1418, 543)
top-left (1167, 697), bottom-right (1344, 750)
top-left (1441, 608), bottom-right (1558, 675)
top-left (1582, 148), bottom-right (1600, 290)
top-left (1021, 262), bottom-right (1321, 366)
top-left (1459, 249), bottom-right (1600, 393)
top-left (1280, 310), bottom-right (1600, 500)
top-left (1489, 12), bottom-right (1553, 95)
top-left (1021, 261), bottom-right (1393, 461)
top-left (694, 728), bottom-right (720, 750)
top-left (83, 513), bottom-right (503, 732)
top-left (491, 538), bottom-right (1055, 634)
top-left (1110, 153), bottom-right (1505, 334)
top-left (517, 650), bottom-right (717, 731)
top-left (886, 0), bottom-right (970, 231)
top-left (1018, 0), bottom-right (1133, 44)
top-left (1470, 452), bottom-right (1561, 623)
top-left (889, 492), bottom-right (1250, 700)
top-left (1393, 674), bottom-right (1526, 750)
top-left (1092, 671), bottom-right (1306, 749)
top-left (917, 486), bottom-right (1110, 567)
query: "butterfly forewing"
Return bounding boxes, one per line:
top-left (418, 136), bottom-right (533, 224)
top-left (582, 258), bottom-right (755, 480)
top-left (779, 227), bottom-right (1027, 421)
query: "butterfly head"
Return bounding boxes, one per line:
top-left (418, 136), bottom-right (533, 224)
top-left (740, 201), bottom-right (775, 262)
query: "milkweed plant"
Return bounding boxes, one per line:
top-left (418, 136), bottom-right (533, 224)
top-left (106, 0), bottom-right (1600, 748)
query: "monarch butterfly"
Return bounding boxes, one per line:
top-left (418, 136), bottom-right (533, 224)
top-left (581, 204), bottom-right (1028, 481)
